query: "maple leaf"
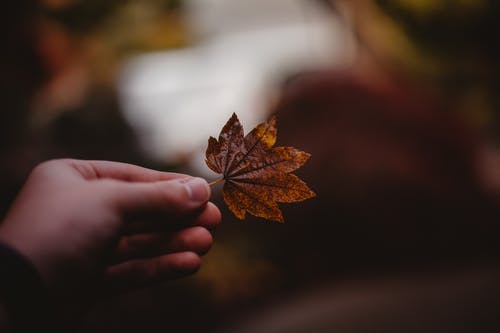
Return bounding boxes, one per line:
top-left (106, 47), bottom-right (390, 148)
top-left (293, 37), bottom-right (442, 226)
top-left (205, 113), bottom-right (315, 222)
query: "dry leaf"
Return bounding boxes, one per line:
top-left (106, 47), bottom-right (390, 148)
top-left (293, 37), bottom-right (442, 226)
top-left (205, 113), bottom-right (315, 222)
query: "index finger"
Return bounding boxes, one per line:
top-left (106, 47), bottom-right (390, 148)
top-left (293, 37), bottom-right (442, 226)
top-left (66, 159), bottom-right (188, 182)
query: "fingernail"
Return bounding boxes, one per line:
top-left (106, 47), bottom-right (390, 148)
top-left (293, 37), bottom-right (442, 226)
top-left (182, 177), bottom-right (210, 203)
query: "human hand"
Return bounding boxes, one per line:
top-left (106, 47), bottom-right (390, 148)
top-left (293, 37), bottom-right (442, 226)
top-left (0, 159), bottom-right (220, 307)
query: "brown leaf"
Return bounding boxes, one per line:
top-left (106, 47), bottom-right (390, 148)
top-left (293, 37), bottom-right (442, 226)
top-left (206, 113), bottom-right (315, 222)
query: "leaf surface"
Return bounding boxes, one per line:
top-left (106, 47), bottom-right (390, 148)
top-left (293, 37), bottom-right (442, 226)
top-left (206, 113), bottom-right (315, 222)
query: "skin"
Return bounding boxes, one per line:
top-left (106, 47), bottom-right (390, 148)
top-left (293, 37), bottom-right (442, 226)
top-left (0, 159), bottom-right (221, 327)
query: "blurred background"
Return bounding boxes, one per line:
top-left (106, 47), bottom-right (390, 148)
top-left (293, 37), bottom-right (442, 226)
top-left (2, 0), bottom-right (500, 332)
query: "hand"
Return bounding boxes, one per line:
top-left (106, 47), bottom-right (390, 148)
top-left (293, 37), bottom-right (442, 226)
top-left (0, 159), bottom-right (220, 307)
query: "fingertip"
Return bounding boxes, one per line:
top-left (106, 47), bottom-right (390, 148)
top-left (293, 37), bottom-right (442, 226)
top-left (195, 202), bottom-right (222, 229)
top-left (180, 177), bottom-right (210, 204)
top-left (208, 202), bottom-right (222, 225)
top-left (185, 226), bottom-right (213, 255)
top-left (175, 251), bottom-right (202, 273)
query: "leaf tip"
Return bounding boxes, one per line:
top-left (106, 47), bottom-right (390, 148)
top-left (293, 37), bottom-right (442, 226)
top-left (268, 114), bottom-right (277, 125)
top-left (301, 151), bottom-right (312, 162)
top-left (234, 210), bottom-right (246, 220)
top-left (230, 112), bottom-right (239, 122)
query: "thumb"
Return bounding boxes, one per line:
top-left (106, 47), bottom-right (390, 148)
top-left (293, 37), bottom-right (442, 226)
top-left (107, 177), bottom-right (211, 215)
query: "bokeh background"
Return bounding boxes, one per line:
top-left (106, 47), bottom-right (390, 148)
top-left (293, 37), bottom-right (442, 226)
top-left (2, 0), bottom-right (500, 332)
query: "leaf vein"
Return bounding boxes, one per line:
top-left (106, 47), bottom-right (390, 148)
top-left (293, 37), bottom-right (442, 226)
top-left (232, 178), bottom-right (312, 194)
top-left (229, 158), bottom-right (289, 178)
top-left (226, 124), bottom-right (272, 175)
top-left (228, 181), bottom-right (277, 210)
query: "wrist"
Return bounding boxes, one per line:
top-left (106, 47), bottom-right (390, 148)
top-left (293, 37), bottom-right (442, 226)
top-left (0, 242), bottom-right (61, 332)
top-left (0, 301), bottom-right (13, 332)
top-left (0, 223), bottom-right (54, 287)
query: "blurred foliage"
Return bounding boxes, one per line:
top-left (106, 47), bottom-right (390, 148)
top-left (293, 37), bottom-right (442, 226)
top-left (346, 0), bottom-right (500, 135)
top-left (41, 0), bottom-right (190, 65)
top-left (42, 0), bottom-right (184, 32)
top-left (377, 0), bottom-right (498, 58)
top-left (196, 241), bottom-right (282, 305)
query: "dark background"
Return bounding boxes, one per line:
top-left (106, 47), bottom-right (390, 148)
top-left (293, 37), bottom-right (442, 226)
top-left (2, 1), bottom-right (500, 332)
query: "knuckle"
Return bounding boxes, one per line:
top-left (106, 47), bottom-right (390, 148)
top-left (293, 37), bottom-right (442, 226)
top-left (31, 158), bottom-right (76, 175)
top-left (30, 159), bottom-right (56, 174)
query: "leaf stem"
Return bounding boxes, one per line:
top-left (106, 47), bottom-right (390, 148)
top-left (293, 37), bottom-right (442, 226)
top-left (208, 177), bottom-right (224, 186)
